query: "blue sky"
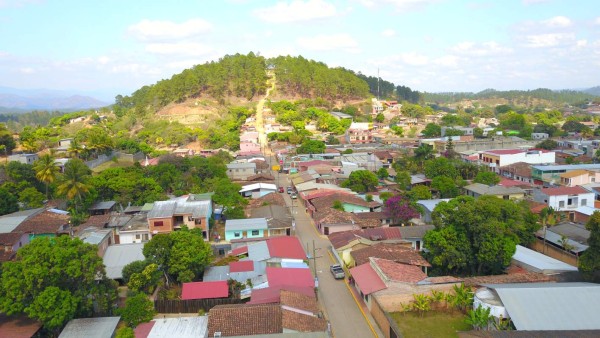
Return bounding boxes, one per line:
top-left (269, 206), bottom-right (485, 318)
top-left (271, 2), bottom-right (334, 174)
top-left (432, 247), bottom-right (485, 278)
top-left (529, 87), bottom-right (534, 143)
top-left (0, 0), bottom-right (599, 101)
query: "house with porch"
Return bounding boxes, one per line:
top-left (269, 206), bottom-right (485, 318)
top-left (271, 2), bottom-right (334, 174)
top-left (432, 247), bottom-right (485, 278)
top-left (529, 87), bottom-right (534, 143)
top-left (533, 186), bottom-right (595, 212)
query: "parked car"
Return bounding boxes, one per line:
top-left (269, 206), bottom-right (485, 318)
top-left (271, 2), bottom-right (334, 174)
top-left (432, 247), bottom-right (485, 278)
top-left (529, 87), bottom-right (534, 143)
top-left (330, 264), bottom-right (345, 279)
top-left (291, 193), bottom-right (297, 199)
top-left (278, 186), bottom-right (284, 193)
top-left (287, 186), bottom-right (293, 194)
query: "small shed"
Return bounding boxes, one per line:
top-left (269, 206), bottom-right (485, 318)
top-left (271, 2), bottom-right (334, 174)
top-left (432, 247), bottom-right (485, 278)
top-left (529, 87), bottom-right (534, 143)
top-left (59, 317), bottom-right (120, 338)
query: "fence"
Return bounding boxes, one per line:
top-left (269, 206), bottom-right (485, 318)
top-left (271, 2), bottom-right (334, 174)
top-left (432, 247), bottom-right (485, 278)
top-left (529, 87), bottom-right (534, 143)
top-left (154, 298), bottom-right (244, 313)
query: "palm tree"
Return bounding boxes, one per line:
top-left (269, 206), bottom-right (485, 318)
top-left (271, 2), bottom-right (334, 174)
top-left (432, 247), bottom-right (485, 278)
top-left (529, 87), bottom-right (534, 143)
top-left (465, 305), bottom-right (492, 331)
top-left (68, 139), bottom-right (84, 159)
top-left (33, 153), bottom-right (59, 199)
top-left (56, 158), bottom-right (92, 210)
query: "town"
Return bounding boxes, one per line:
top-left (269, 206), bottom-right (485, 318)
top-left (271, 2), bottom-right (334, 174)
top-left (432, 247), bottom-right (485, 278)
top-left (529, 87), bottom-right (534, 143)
top-left (1, 79), bottom-right (600, 337)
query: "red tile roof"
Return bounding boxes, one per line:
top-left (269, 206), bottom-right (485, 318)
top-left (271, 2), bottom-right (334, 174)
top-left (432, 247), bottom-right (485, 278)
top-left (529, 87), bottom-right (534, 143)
top-left (181, 281), bottom-right (229, 300)
top-left (208, 304), bottom-right (282, 337)
top-left (0, 314), bottom-right (42, 338)
top-left (281, 309), bottom-right (327, 333)
top-left (248, 286), bottom-right (315, 305)
top-left (231, 246), bottom-right (248, 256)
top-left (267, 236), bottom-right (306, 260)
top-left (350, 243), bottom-right (431, 267)
top-left (266, 267), bottom-right (314, 289)
top-left (134, 321), bottom-right (155, 338)
top-left (13, 209), bottom-right (69, 234)
top-left (0, 232), bottom-right (25, 246)
top-left (372, 258), bottom-right (427, 283)
top-left (541, 186), bottom-right (588, 196)
top-left (349, 263), bottom-right (387, 295)
top-left (229, 260), bottom-right (254, 273)
top-left (462, 272), bottom-right (554, 287)
top-left (280, 290), bottom-right (319, 314)
top-left (484, 149), bottom-right (525, 155)
top-left (328, 227), bottom-right (403, 249)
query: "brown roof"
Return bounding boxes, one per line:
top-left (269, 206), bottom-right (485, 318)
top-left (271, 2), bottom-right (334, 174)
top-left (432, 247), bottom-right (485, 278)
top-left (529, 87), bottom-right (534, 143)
top-left (540, 186), bottom-right (588, 196)
top-left (353, 211), bottom-right (389, 220)
top-left (0, 314), bottom-right (42, 338)
top-left (328, 227), bottom-right (403, 249)
top-left (559, 169), bottom-right (591, 178)
top-left (372, 258), bottom-right (427, 283)
top-left (247, 173), bottom-right (275, 181)
top-left (396, 225), bottom-right (435, 239)
top-left (207, 304), bottom-right (282, 337)
top-left (80, 214), bottom-right (110, 228)
top-left (311, 193), bottom-right (380, 211)
top-left (250, 205), bottom-right (292, 229)
top-left (314, 208), bottom-right (355, 225)
top-left (498, 162), bottom-right (532, 178)
top-left (280, 290), bottom-right (319, 314)
top-left (281, 309), bottom-right (327, 333)
top-left (351, 243), bottom-right (431, 267)
top-left (247, 192), bottom-right (286, 210)
top-left (462, 272), bottom-right (554, 287)
top-left (13, 209), bottom-right (69, 234)
top-left (0, 232), bottom-right (25, 246)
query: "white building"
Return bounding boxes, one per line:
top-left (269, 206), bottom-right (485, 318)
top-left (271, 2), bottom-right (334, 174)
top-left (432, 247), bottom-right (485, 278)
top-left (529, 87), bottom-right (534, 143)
top-left (533, 186), bottom-right (595, 211)
top-left (479, 149), bottom-right (555, 173)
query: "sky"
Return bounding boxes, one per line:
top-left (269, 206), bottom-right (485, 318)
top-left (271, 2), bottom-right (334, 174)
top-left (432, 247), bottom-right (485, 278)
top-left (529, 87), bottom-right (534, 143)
top-left (0, 0), bottom-right (599, 101)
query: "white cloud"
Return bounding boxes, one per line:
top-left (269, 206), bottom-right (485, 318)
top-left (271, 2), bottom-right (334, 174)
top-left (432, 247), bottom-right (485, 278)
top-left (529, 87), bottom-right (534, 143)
top-left (595, 17), bottom-right (600, 25)
top-left (399, 52), bottom-right (429, 65)
top-left (19, 67), bottom-right (34, 74)
top-left (356, 0), bottom-right (438, 11)
top-left (433, 55), bottom-right (459, 67)
top-left (542, 16), bottom-right (571, 28)
top-left (576, 39), bottom-right (588, 47)
top-left (524, 33), bottom-right (574, 48)
top-left (451, 41), bottom-right (512, 56)
top-left (296, 33), bottom-right (360, 52)
top-left (381, 29), bottom-right (396, 37)
top-left (0, 0), bottom-right (42, 8)
top-left (145, 42), bottom-right (214, 57)
top-left (97, 56), bottom-right (110, 65)
top-left (128, 19), bottom-right (212, 42)
top-left (254, 0), bottom-right (337, 23)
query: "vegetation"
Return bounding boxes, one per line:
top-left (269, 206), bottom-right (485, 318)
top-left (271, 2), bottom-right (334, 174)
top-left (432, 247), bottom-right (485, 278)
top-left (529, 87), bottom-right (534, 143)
top-left (391, 311), bottom-right (471, 337)
top-left (384, 195), bottom-right (421, 225)
top-left (0, 237), bottom-right (117, 332)
top-left (424, 196), bottom-right (539, 275)
top-left (579, 211), bottom-right (600, 282)
top-left (473, 171), bottom-right (500, 186)
top-left (116, 293), bottom-right (156, 328)
top-left (423, 88), bottom-right (596, 106)
top-left (341, 170), bottom-right (379, 193)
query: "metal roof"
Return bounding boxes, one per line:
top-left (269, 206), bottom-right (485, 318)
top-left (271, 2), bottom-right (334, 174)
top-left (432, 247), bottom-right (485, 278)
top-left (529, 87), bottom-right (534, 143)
top-left (416, 199), bottom-right (451, 212)
top-left (531, 163), bottom-right (600, 172)
top-left (248, 241), bottom-right (270, 261)
top-left (0, 208), bottom-right (42, 233)
top-left (227, 162), bottom-right (256, 169)
top-left (147, 200), bottom-right (177, 219)
top-left (147, 199), bottom-right (210, 219)
top-left (485, 283), bottom-right (600, 331)
top-left (59, 317), bottom-right (120, 338)
top-left (145, 316), bottom-right (208, 338)
top-left (463, 183), bottom-right (525, 196)
top-left (540, 228), bottom-right (589, 253)
top-left (239, 183), bottom-right (277, 193)
top-left (89, 201), bottom-right (116, 211)
top-left (203, 266), bottom-right (230, 281)
top-left (102, 243), bottom-right (145, 279)
top-left (226, 218), bottom-right (268, 232)
top-left (512, 245), bottom-right (578, 274)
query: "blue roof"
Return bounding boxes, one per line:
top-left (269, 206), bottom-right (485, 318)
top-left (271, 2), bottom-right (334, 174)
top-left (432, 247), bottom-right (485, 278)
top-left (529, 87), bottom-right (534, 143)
top-left (531, 163), bottom-right (600, 171)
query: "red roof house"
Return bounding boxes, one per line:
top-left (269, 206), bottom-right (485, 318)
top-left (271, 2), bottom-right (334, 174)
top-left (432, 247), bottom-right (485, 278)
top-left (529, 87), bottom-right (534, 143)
top-left (230, 245), bottom-right (248, 256)
top-left (349, 263), bottom-right (386, 295)
top-left (230, 260), bottom-right (254, 273)
top-left (267, 236), bottom-right (306, 260)
top-left (181, 281), bottom-right (229, 300)
top-left (266, 267), bottom-right (314, 289)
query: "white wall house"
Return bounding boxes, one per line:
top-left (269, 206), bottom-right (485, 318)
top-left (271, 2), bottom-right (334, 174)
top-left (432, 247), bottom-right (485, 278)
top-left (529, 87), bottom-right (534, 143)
top-left (479, 149), bottom-right (555, 173)
top-left (533, 186), bottom-right (595, 211)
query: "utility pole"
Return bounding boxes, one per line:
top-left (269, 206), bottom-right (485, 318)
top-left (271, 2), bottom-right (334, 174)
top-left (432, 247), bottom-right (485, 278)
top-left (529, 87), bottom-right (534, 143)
top-left (308, 240), bottom-right (322, 282)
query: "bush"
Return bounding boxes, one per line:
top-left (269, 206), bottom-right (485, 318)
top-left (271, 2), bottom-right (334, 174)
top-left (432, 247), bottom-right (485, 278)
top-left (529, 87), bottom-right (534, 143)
top-left (116, 293), bottom-right (156, 328)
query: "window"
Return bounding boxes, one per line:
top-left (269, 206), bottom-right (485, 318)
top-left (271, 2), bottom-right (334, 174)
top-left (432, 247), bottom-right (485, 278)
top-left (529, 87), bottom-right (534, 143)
top-left (559, 201), bottom-right (565, 208)
top-left (593, 178), bottom-right (596, 182)
top-left (568, 198), bottom-right (573, 206)
top-left (234, 232), bottom-right (241, 237)
top-left (582, 199), bottom-right (587, 206)
top-left (251, 230), bottom-right (259, 236)
top-left (154, 221), bottom-right (164, 227)
top-left (135, 234), bottom-right (140, 239)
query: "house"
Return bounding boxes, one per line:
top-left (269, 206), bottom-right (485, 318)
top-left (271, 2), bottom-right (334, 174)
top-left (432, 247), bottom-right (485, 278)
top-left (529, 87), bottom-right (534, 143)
top-left (313, 208), bottom-right (361, 235)
top-left (249, 205), bottom-right (293, 237)
top-left (88, 201), bottom-right (116, 215)
top-left (296, 160), bottom-right (334, 174)
top-left (77, 227), bottom-right (113, 257)
top-left (181, 280), bottom-right (229, 300)
top-left (134, 316), bottom-right (208, 338)
top-left (353, 211), bottom-right (392, 227)
top-left (533, 186), bottom-right (595, 211)
top-left (227, 162), bottom-right (257, 181)
top-left (531, 163), bottom-right (600, 185)
top-left (240, 140), bottom-right (261, 156)
top-left (57, 138), bottom-right (73, 151)
top-left (473, 283), bottom-right (600, 331)
top-left (328, 228), bottom-right (406, 266)
top-left (102, 243), bottom-right (145, 280)
top-left (8, 153), bottom-right (38, 165)
top-left (498, 162), bottom-right (534, 184)
top-left (531, 132), bottom-right (549, 140)
top-left (416, 199), bottom-right (451, 223)
top-left (239, 183), bottom-right (277, 198)
top-left (0, 209), bottom-right (44, 234)
top-left (59, 317), bottom-right (120, 338)
top-left (329, 111), bottom-right (353, 120)
top-left (247, 236), bottom-right (307, 263)
top-left (478, 149), bottom-right (555, 173)
top-left (535, 222), bottom-right (590, 261)
top-left (340, 153), bottom-right (382, 171)
top-left (560, 169), bottom-right (600, 187)
top-left (349, 243), bottom-right (431, 271)
top-left (266, 267), bottom-right (314, 290)
top-left (396, 225), bottom-right (435, 251)
top-left (0, 232), bottom-right (29, 262)
top-left (207, 302), bottom-right (327, 337)
top-left (463, 183), bottom-right (526, 200)
top-left (225, 218), bottom-right (269, 241)
top-left (345, 122), bottom-right (373, 144)
top-left (147, 195), bottom-right (212, 240)
top-left (512, 245), bottom-right (578, 275)
top-left (13, 208), bottom-right (70, 239)
top-left (441, 126), bottom-right (474, 137)
top-left (309, 193), bottom-right (381, 214)
top-left (117, 212), bottom-right (152, 244)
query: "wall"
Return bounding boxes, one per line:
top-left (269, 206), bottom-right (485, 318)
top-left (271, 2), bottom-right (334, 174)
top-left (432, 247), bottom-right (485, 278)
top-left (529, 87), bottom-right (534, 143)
top-left (225, 228), bottom-right (266, 241)
top-left (119, 231), bottom-right (151, 244)
top-left (373, 283), bottom-right (459, 313)
top-left (371, 297), bottom-right (392, 338)
top-left (531, 239), bottom-right (578, 266)
top-left (149, 217), bottom-right (174, 234)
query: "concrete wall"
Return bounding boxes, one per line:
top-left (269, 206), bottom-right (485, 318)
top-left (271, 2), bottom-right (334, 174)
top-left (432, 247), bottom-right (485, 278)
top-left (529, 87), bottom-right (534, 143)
top-left (373, 283), bottom-right (460, 313)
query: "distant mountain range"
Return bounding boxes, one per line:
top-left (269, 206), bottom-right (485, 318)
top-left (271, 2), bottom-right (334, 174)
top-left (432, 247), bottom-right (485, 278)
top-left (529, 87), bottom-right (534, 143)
top-left (582, 86), bottom-right (600, 96)
top-left (0, 86), bottom-right (110, 112)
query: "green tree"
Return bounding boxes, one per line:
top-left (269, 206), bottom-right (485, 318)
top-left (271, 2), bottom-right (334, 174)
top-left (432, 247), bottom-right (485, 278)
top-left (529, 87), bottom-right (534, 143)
top-left (409, 185), bottom-right (432, 200)
top-left (431, 176), bottom-right (459, 198)
top-left (394, 170), bottom-right (411, 190)
top-left (375, 113), bottom-right (385, 123)
top-left (117, 293), bottom-right (155, 328)
top-left (421, 123), bottom-right (441, 138)
top-left (0, 237), bottom-right (117, 331)
top-left (33, 153), bottom-right (59, 199)
top-left (296, 139), bottom-right (326, 154)
top-left (465, 305), bottom-right (492, 330)
top-left (332, 200), bottom-right (344, 211)
top-left (341, 170), bottom-right (379, 193)
top-left (0, 123), bottom-right (16, 153)
top-left (128, 263), bottom-right (161, 294)
top-left (411, 294), bottom-right (431, 317)
top-left (424, 157), bottom-right (459, 179)
top-left (473, 171), bottom-right (500, 186)
top-left (579, 211), bottom-right (600, 282)
top-left (115, 327), bottom-right (135, 338)
top-left (535, 139), bottom-right (558, 150)
top-left (18, 187), bottom-right (45, 209)
top-left (56, 158), bottom-right (93, 210)
top-left (376, 167), bottom-right (389, 180)
top-left (0, 186), bottom-right (19, 215)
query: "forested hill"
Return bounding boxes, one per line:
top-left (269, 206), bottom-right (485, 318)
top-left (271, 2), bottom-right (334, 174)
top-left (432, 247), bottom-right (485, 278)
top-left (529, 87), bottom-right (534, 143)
top-left (115, 53), bottom-right (268, 111)
top-left (269, 56), bottom-right (369, 101)
top-left (423, 88), bottom-right (598, 106)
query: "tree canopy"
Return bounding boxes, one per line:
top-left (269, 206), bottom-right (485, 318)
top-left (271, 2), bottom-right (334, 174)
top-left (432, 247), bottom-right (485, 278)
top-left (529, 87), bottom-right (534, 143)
top-left (341, 170), bottom-right (379, 193)
top-left (424, 196), bottom-right (539, 275)
top-left (579, 211), bottom-right (600, 282)
top-left (0, 237), bottom-right (117, 331)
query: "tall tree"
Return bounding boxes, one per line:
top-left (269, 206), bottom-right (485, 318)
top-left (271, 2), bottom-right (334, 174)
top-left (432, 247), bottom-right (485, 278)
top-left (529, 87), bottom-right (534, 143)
top-left (0, 237), bottom-right (117, 332)
top-left (0, 186), bottom-right (18, 215)
top-left (579, 211), bottom-right (600, 282)
top-left (341, 170), bottom-right (379, 193)
top-left (33, 153), bottom-right (59, 199)
top-left (56, 158), bottom-right (92, 210)
top-left (384, 195), bottom-right (421, 225)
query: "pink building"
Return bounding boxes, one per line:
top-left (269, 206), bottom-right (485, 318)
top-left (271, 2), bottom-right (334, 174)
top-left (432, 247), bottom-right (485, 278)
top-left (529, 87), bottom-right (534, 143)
top-left (560, 169), bottom-right (600, 187)
top-left (239, 140), bottom-right (261, 155)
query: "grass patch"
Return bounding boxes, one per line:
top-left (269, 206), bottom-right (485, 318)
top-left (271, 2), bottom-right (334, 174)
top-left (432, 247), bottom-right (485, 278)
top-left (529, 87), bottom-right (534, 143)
top-left (91, 158), bottom-right (134, 173)
top-left (390, 310), bottom-right (472, 338)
